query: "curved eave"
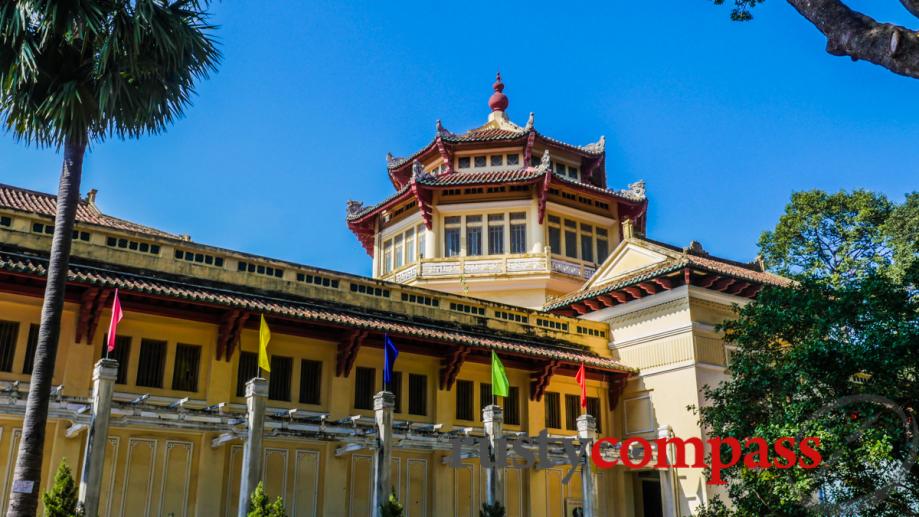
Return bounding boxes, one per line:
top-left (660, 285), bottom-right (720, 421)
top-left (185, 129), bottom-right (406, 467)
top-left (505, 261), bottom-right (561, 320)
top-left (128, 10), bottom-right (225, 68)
top-left (385, 129), bottom-right (606, 189)
top-left (546, 260), bottom-right (790, 315)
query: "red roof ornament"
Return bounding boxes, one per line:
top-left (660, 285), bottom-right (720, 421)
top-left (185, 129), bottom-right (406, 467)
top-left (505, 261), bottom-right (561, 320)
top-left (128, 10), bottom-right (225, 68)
top-left (488, 72), bottom-right (509, 112)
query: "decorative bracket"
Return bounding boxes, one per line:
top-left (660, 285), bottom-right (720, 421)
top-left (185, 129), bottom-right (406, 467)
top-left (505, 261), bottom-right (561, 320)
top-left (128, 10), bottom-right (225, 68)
top-left (607, 373), bottom-right (628, 411)
top-left (435, 133), bottom-right (453, 175)
top-left (529, 360), bottom-right (560, 402)
top-left (409, 161), bottom-right (434, 229)
top-left (76, 287), bottom-right (112, 345)
top-left (337, 330), bottom-right (368, 377)
top-left (439, 346), bottom-right (470, 390)
top-left (216, 310), bottom-right (249, 361)
top-left (523, 131), bottom-right (536, 165)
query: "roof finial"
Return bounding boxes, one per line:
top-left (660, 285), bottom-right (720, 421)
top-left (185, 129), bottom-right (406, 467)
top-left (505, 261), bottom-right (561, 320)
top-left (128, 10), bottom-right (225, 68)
top-left (525, 112), bottom-right (535, 131)
top-left (488, 72), bottom-right (509, 112)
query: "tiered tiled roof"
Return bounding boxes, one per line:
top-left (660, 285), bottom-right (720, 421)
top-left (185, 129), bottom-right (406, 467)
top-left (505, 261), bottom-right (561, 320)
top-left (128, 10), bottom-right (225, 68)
top-left (0, 244), bottom-right (633, 372)
top-left (0, 183), bottom-right (178, 239)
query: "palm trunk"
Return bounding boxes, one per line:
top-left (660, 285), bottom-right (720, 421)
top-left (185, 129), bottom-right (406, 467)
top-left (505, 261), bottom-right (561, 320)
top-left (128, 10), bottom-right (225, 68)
top-left (7, 134), bottom-right (86, 517)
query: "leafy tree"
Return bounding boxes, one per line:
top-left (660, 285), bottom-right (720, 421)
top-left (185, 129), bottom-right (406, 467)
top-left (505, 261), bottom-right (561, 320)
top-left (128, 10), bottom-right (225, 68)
top-left (41, 460), bottom-right (80, 517)
top-left (379, 489), bottom-right (404, 517)
top-left (697, 189), bottom-right (919, 515)
top-left (758, 190), bottom-right (894, 286)
top-left (711, 0), bottom-right (919, 80)
top-left (0, 3), bottom-right (218, 514)
top-left (247, 482), bottom-right (287, 517)
top-left (479, 500), bottom-right (506, 517)
top-left (881, 192), bottom-right (919, 285)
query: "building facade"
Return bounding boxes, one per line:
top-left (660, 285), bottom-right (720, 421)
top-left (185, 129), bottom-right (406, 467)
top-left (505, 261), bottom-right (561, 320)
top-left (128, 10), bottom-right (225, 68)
top-left (0, 77), bottom-right (786, 516)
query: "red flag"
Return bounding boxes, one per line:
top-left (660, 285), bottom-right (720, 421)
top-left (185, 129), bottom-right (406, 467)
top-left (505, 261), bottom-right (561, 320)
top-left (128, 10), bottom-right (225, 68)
top-left (106, 289), bottom-right (124, 353)
top-left (575, 363), bottom-right (587, 409)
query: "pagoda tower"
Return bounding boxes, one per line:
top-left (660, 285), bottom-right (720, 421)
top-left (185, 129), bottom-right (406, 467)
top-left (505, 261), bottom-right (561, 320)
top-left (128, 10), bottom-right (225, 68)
top-left (347, 74), bottom-right (648, 308)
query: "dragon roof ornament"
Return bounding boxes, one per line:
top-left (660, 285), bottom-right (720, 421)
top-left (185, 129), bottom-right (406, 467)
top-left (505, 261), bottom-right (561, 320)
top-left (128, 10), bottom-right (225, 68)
top-left (581, 135), bottom-right (605, 154)
top-left (618, 180), bottom-right (646, 201)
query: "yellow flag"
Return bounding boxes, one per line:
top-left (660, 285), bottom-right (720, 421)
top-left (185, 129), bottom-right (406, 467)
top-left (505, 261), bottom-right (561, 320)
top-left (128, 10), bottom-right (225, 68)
top-left (258, 314), bottom-right (271, 372)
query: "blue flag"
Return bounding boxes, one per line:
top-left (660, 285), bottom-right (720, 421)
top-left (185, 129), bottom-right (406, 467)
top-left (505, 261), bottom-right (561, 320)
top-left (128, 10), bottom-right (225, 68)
top-left (384, 334), bottom-right (399, 387)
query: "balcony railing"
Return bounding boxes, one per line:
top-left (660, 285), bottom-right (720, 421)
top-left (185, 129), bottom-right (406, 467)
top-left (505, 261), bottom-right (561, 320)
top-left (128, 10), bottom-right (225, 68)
top-left (381, 252), bottom-right (597, 283)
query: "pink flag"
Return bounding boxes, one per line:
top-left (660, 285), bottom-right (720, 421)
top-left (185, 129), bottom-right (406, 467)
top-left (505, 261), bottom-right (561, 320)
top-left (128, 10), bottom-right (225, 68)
top-left (106, 289), bottom-right (124, 353)
top-left (575, 363), bottom-right (587, 409)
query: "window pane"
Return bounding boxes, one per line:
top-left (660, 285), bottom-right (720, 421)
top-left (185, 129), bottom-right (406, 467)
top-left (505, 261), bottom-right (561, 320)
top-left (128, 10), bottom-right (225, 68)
top-left (488, 225), bottom-right (504, 255)
top-left (445, 228), bottom-right (461, 257)
top-left (0, 321), bottom-right (19, 372)
top-left (545, 392), bottom-right (561, 428)
top-left (490, 155), bottom-right (503, 166)
top-left (22, 324), bottom-right (39, 374)
top-left (236, 351), bottom-right (259, 396)
top-left (104, 334), bottom-right (132, 385)
top-left (507, 154), bottom-right (519, 166)
top-left (597, 239), bottom-right (609, 263)
top-left (171, 344), bottom-right (201, 392)
top-left (581, 234), bottom-right (594, 262)
top-left (549, 227), bottom-right (561, 254)
top-left (455, 380), bottom-right (474, 421)
top-left (480, 383), bottom-right (493, 414)
top-left (354, 367), bottom-right (375, 410)
top-left (409, 374), bottom-right (427, 416)
top-left (136, 339), bottom-right (166, 388)
top-left (466, 225), bottom-right (482, 256)
top-left (510, 223), bottom-right (526, 253)
top-left (565, 230), bottom-right (578, 258)
top-left (383, 240), bottom-right (393, 274)
top-left (458, 157), bottom-right (470, 168)
top-left (505, 387), bottom-right (521, 425)
top-left (565, 394), bottom-right (580, 430)
top-left (587, 397), bottom-right (602, 433)
top-left (391, 371), bottom-right (403, 413)
top-left (269, 356), bottom-right (292, 401)
top-left (417, 225), bottom-right (426, 259)
top-left (474, 156), bottom-right (486, 168)
top-left (394, 235), bottom-right (404, 268)
top-left (405, 229), bottom-right (415, 264)
top-left (299, 360), bottom-right (322, 405)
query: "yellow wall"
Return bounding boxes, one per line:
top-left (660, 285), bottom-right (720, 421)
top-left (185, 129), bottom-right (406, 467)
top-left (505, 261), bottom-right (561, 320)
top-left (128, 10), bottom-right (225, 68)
top-left (0, 290), bottom-right (627, 516)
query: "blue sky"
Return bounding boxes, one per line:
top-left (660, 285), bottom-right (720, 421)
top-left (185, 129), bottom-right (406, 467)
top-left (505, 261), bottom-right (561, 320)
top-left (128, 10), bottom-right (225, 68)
top-left (1, 1), bottom-right (916, 276)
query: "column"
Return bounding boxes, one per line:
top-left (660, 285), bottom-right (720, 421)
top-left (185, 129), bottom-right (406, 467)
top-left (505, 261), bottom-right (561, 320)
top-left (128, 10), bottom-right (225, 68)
top-left (658, 425), bottom-right (677, 517)
top-left (482, 404), bottom-right (505, 507)
top-left (237, 377), bottom-right (268, 517)
top-left (372, 391), bottom-right (395, 517)
top-left (78, 358), bottom-right (119, 517)
top-left (577, 414), bottom-right (599, 517)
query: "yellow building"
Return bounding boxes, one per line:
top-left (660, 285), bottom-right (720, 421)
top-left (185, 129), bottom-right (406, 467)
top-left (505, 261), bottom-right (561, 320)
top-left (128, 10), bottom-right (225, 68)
top-left (0, 77), bottom-right (787, 516)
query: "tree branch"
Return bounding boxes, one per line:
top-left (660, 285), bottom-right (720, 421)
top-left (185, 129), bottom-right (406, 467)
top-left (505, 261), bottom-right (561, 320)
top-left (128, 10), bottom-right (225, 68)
top-left (787, 0), bottom-right (919, 78)
top-left (900, 0), bottom-right (919, 19)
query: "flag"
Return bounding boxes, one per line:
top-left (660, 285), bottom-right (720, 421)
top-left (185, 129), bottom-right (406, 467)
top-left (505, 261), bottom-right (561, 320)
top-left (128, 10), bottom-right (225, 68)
top-left (258, 315), bottom-right (271, 373)
top-left (575, 363), bottom-right (587, 409)
top-left (384, 334), bottom-right (399, 387)
top-left (491, 351), bottom-right (509, 398)
top-left (106, 289), bottom-right (124, 353)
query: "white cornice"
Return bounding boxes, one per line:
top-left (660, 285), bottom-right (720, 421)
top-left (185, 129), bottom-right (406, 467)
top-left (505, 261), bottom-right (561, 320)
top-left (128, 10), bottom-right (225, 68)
top-left (545, 201), bottom-right (616, 226)
top-left (435, 199), bottom-right (532, 213)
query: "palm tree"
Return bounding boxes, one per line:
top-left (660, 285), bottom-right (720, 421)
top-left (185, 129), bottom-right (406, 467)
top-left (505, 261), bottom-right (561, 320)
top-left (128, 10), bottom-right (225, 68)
top-left (0, 2), bottom-right (219, 514)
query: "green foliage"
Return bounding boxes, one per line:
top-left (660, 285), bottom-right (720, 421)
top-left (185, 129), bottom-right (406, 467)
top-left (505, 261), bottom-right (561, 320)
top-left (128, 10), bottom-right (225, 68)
top-left (247, 482), bottom-right (287, 517)
top-left (42, 460), bottom-right (80, 517)
top-left (479, 500), bottom-right (506, 517)
top-left (379, 489), bottom-right (404, 517)
top-left (881, 192), bottom-right (919, 285)
top-left (758, 189), bottom-right (899, 286)
top-left (711, 0), bottom-right (766, 21)
top-left (0, 0), bottom-right (220, 147)
top-left (695, 188), bottom-right (919, 516)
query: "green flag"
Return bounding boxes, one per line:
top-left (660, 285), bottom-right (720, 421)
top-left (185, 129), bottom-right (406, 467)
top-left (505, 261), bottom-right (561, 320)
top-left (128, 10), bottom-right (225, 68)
top-left (491, 351), bottom-right (509, 398)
